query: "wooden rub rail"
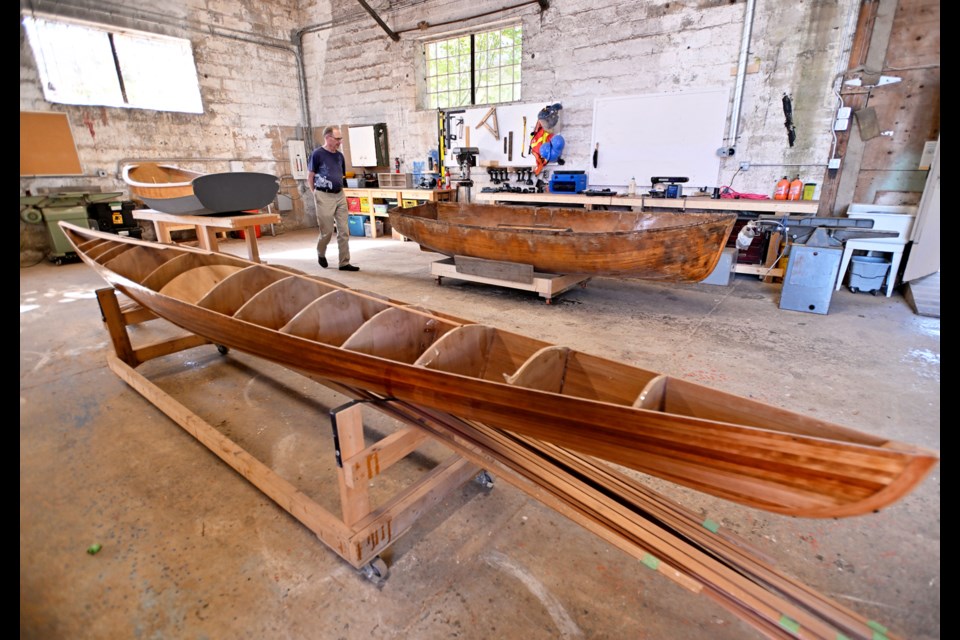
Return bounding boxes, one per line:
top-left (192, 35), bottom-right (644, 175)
top-left (95, 285), bottom-right (901, 640)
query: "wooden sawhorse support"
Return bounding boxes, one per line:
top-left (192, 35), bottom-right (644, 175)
top-left (95, 287), bottom-right (484, 582)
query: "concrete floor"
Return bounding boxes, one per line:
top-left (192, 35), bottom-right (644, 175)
top-left (21, 228), bottom-right (940, 640)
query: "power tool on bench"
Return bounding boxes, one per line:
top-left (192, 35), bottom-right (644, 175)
top-left (649, 176), bottom-right (688, 198)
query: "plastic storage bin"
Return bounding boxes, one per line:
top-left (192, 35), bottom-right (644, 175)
top-left (848, 255), bottom-right (891, 294)
top-left (348, 215), bottom-right (366, 237)
top-left (363, 220), bottom-right (384, 237)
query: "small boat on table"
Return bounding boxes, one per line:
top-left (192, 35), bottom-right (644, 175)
top-left (59, 222), bottom-right (938, 519)
top-left (122, 163), bottom-right (280, 216)
top-left (389, 202), bottom-right (738, 280)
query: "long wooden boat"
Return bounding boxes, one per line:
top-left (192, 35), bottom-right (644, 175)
top-left (60, 222), bottom-right (938, 518)
top-left (122, 162), bottom-right (279, 215)
top-left (389, 202), bottom-right (738, 280)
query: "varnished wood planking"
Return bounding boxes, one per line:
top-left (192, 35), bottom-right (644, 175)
top-left (160, 265), bottom-right (245, 305)
top-left (283, 290), bottom-right (392, 346)
top-left (101, 244), bottom-right (180, 284)
top-left (235, 276), bottom-right (337, 329)
top-left (141, 252), bottom-right (246, 293)
top-left (341, 307), bottom-right (458, 364)
top-left (196, 265), bottom-right (290, 316)
top-left (414, 324), bottom-right (497, 377)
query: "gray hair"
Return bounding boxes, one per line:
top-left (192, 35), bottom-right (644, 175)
top-left (323, 125), bottom-right (340, 138)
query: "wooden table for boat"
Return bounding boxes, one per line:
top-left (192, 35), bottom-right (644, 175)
top-left (132, 209), bottom-right (281, 263)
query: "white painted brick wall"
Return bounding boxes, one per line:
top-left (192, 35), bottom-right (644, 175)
top-left (21, 0), bottom-right (859, 256)
top-left (301, 0), bottom-right (858, 197)
top-left (19, 0), bottom-right (306, 251)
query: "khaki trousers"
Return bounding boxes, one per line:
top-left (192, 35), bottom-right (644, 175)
top-left (313, 190), bottom-right (351, 266)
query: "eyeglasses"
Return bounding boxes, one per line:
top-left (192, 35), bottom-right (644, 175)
top-left (327, 135), bottom-right (343, 141)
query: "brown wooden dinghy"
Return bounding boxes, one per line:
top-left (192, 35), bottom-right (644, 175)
top-left (122, 162), bottom-right (279, 215)
top-left (60, 222), bottom-right (938, 518)
top-left (389, 201), bottom-right (738, 280)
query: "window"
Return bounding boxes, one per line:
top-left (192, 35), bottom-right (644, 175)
top-left (424, 25), bottom-right (522, 109)
top-left (22, 14), bottom-right (204, 114)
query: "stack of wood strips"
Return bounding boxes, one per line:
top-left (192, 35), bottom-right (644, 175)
top-left (326, 381), bottom-right (898, 640)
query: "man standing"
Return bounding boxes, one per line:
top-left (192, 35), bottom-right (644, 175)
top-left (308, 125), bottom-right (359, 271)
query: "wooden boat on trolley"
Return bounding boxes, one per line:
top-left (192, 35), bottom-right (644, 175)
top-left (389, 201), bottom-right (738, 280)
top-left (60, 222), bottom-right (938, 518)
top-left (121, 162), bottom-right (279, 216)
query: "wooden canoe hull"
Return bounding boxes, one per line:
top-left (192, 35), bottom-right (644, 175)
top-left (389, 202), bottom-right (738, 280)
top-left (59, 223), bottom-right (938, 518)
top-left (122, 163), bottom-right (280, 215)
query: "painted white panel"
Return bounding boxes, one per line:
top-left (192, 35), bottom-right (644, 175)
top-left (347, 125), bottom-right (377, 167)
top-left (590, 88), bottom-right (729, 192)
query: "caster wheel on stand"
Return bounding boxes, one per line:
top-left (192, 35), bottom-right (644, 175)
top-left (360, 556), bottom-right (389, 586)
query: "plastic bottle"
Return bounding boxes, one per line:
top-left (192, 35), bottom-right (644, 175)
top-left (788, 175), bottom-right (803, 201)
top-left (774, 176), bottom-right (790, 200)
top-left (628, 177), bottom-right (637, 196)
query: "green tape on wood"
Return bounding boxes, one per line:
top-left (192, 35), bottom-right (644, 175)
top-left (778, 615), bottom-right (800, 633)
top-left (872, 633), bottom-right (888, 640)
top-left (702, 518), bottom-right (719, 533)
top-left (867, 620), bottom-right (888, 634)
top-left (641, 553), bottom-right (660, 570)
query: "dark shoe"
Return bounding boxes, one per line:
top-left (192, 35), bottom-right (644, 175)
top-left (318, 256), bottom-right (328, 268)
top-left (339, 264), bottom-right (360, 272)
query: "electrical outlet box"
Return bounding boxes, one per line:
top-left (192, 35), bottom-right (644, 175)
top-left (289, 140), bottom-right (308, 180)
top-left (739, 161), bottom-right (750, 171)
top-left (834, 106), bottom-right (852, 131)
top-left (828, 158), bottom-right (841, 170)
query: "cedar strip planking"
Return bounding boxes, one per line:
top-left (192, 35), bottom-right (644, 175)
top-left (332, 387), bottom-right (887, 640)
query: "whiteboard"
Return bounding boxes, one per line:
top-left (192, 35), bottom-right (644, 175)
top-left (347, 125), bottom-right (377, 166)
top-left (444, 102), bottom-right (547, 168)
top-left (590, 89), bottom-right (729, 191)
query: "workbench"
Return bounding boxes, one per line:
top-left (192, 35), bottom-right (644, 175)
top-left (133, 209), bottom-right (281, 263)
top-left (474, 191), bottom-right (820, 215)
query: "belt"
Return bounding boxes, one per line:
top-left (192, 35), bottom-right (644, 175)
top-left (315, 188), bottom-right (342, 194)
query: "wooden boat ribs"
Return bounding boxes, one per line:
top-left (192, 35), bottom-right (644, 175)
top-left (62, 224), bottom-right (939, 519)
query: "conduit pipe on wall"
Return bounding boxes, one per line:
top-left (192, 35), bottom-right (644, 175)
top-left (725, 0), bottom-right (757, 155)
